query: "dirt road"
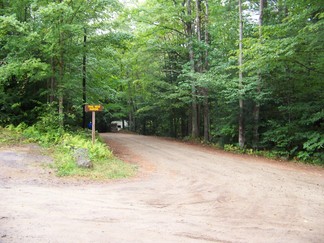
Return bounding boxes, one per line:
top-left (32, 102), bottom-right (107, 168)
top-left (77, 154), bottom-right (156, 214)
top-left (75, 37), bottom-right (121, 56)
top-left (1, 133), bottom-right (324, 242)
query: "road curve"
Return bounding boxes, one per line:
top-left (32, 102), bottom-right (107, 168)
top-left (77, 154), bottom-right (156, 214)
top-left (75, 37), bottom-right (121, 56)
top-left (0, 133), bottom-right (323, 243)
top-left (102, 133), bottom-right (324, 242)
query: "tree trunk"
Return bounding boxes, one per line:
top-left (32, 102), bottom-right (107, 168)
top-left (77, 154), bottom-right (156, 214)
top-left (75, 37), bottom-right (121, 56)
top-left (204, 0), bottom-right (209, 69)
top-left (252, 0), bottom-right (266, 148)
top-left (50, 58), bottom-right (55, 103)
top-left (203, 88), bottom-right (209, 141)
top-left (196, 0), bottom-right (202, 70)
top-left (203, 0), bottom-right (210, 142)
top-left (128, 108), bottom-right (133, 131)
top-left (187, 0), bottom-right (199, 138)
top-left (58, 14), bottom-right (64, 128)
top-left (128, 80), bottom-right (135, 132)
top-left (82, 28), bottom-right (87, 129)
top-left (196, 0), bottom-right (202, 37)
top-left (238, 0), bottom-right (245, 148)
top-left (58, 71), bottom-right (64, 127)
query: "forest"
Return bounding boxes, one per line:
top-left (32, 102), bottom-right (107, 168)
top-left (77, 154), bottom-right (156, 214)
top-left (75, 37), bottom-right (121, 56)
top-left (0, 0), bottom-right (323, 164)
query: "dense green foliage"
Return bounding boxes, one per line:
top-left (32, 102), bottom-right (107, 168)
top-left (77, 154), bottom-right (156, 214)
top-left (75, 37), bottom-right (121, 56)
top-left (0, 0), bottom-right (323, 164)
top-left (0, 0), bottom-right (128, 128)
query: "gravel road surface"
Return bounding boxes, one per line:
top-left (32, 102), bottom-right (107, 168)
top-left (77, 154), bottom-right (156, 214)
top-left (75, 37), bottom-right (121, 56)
top-left (0, 133), bottom-right (323, 242)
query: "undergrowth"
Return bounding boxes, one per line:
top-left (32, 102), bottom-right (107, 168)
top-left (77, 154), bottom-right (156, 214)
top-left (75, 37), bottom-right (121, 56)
top-left (0, 126), bottom-right (25, 145)
top-left (2, 124), bottom-right (136, 179)
top-left (223, 144), bottom-right (323, 166)
top-left (182, 136), bottom-right (323, 166)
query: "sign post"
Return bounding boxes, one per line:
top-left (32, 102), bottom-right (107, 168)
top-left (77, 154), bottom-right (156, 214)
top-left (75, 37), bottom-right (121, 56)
top-left (85, 104), bottom-right (103, 145)
top-left (92, 111), bottom-right (96, 144)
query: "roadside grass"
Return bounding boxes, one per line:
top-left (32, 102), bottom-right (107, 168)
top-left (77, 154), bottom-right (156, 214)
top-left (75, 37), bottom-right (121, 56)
top-left (223, 144), bottom-right (289, 160)
top-left (0, 126), bottom-right (25, 145)
top-left (183, 136), bottom-right (323, 166)
top-left (51, 135), bottom-right (136, 179)
top-left (222, 144), bottom-right (323, 166)
top-left (1, 125), bottom-right (136, 180)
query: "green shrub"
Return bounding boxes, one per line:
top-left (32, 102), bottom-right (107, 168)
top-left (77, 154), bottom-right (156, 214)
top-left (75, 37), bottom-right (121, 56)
top-left (224, 144), bottom-right (244, 154)
top-left (297, 132), bottom-right (324, 165)
top-left (53, 133), bottom-right (134, 178)
top-left (2, 124), bottom-right (136, 179)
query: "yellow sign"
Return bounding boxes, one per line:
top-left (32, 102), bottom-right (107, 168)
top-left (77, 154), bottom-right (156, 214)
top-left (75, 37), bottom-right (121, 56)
top-left (85, 104), bottom-right (103, 112)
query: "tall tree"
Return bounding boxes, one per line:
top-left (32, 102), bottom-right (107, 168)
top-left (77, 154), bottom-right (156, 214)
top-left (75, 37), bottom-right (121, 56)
top-left (238, 0), bottom-right (245, 148)
top-left (252, 0), bottom-right (266, 148)
top-left (82, 27), bottom-right (87, 129)
top-left (186, 0), bottom-right (200, 138)
top-left (202, 0), bottom-right (210, 142)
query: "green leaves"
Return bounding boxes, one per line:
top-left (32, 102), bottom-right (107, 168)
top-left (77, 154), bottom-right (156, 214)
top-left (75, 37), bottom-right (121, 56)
top-left (0, 15), bottom-right (24, 36)
top-left (1, 0), bottom-right (323, 163)
top-left (0, 0), bottom-right (128, 128)
top-left (0, 58), bottom-right (48, 83)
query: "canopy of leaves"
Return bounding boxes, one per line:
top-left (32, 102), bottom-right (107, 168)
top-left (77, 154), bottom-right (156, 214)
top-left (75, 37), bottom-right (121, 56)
top-left (0, 0), bottom-right (323, 164)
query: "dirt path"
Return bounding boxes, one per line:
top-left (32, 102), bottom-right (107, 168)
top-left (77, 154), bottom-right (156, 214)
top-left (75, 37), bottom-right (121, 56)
top-left (1, 133), bottom-right (324, 242)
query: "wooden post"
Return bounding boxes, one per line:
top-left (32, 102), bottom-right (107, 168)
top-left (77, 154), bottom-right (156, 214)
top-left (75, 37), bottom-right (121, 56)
top-left (92, 111), bottom-right (95, 145)
top-left (85, 104), bottom-right (103, 145)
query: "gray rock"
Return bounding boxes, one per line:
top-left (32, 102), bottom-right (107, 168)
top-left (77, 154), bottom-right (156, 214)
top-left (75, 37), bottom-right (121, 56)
top-left (74, 148), bottom-right (93, 168)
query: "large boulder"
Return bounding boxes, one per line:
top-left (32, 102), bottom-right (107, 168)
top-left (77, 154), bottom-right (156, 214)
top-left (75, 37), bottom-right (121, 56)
top-left (74, 148), bottom-right (93, 168)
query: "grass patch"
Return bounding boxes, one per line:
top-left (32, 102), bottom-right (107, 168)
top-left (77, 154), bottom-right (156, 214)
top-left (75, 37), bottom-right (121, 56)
top-left (55, 156), bottom-right (136, 180)
top-left (0, 126), bottom-right (25, 145)
top-left (1, 125), bottom-right (136, 180)
top-left (52, 143), bottom-right (136, 179)
top-left (224, 144), bottom-right (291, 160)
